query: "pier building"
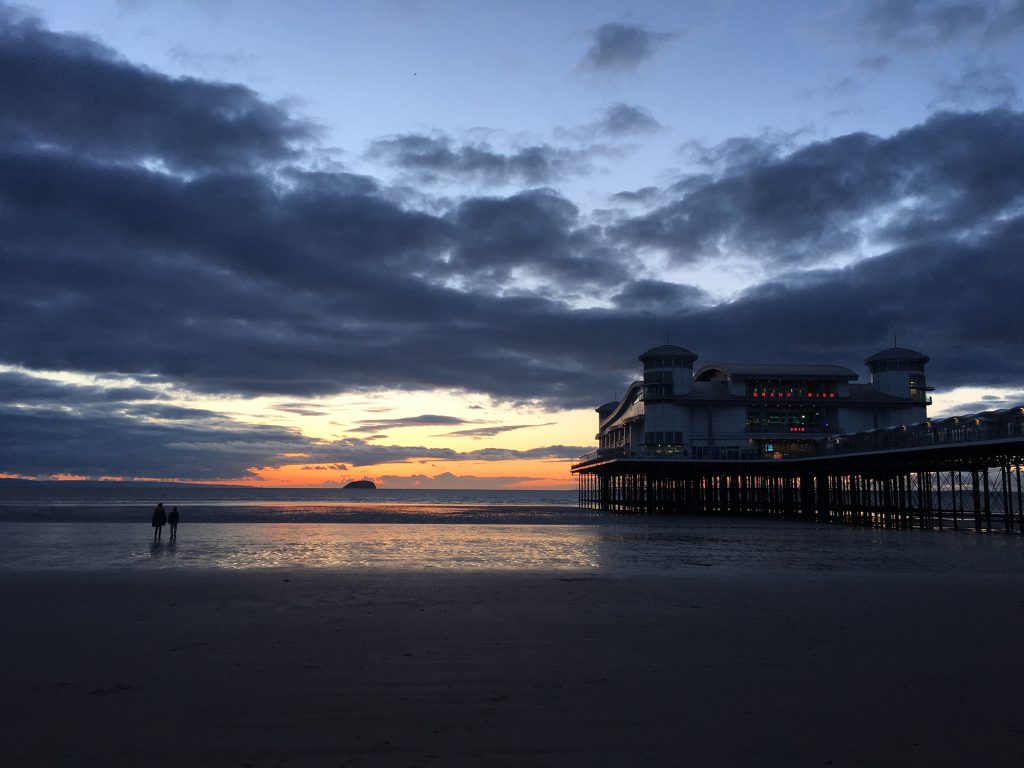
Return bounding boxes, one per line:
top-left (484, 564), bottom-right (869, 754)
top-left (574, 345), bottom-right (1024, 532)
top-left (594, 344), bottom-right (932, 461)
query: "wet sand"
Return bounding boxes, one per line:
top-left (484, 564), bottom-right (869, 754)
top-left (4, 564), bottom-right (1024, 767)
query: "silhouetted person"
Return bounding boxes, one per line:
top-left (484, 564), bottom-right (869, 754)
top-left (152, 502), bottom-right (166, 542)
top-left (168, 506), bottom-right (179, 542)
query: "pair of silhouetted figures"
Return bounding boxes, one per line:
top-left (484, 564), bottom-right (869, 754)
top-left (151, 502), bottom-right (179, 542)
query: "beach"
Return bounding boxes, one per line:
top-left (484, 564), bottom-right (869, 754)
top-left (4, 517), bottom-right (1024, 767)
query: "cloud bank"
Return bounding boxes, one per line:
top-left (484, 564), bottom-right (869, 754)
top-left (3, 7), bottom-right (1024, 480)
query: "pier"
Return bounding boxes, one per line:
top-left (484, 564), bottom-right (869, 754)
top-left (573, 406), bottom-right (1024, 532)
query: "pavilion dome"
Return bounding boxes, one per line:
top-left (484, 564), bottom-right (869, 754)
top-left (865, 347), bottom-right (930, 365)
top-left (638, 344), bottom-right (698, 363)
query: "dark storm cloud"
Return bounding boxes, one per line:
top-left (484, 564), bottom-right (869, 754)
top-left (616, 110), bottom-right (1024, 268)
top-left (577, 22), bottom-right (677, 72)
top-left (858, 0), bottom-right (1024, 48)
top-left (365, 133), bottom-right (597, 185)
top-left (0, 6), bottom-right (314, 172)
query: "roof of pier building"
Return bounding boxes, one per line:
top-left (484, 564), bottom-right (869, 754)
top-left (864, 347), bottom-right (930, 365)
top-left (638, 344), bottom-right (698, 363)
top-left (693, 363), bottom-right (858, 383)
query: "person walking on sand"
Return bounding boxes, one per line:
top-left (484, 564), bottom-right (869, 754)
top-left (168, 506), bottom-right (179, 542)
top-left (152, 502), bottom-right (167, 542)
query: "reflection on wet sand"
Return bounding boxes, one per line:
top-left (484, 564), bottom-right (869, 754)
top-left (2, 523), bottom-right (603, 571)
top-left (195, 524), bottom-right (603, 571)
top-left (4, 518), bottom-right (1024, 574)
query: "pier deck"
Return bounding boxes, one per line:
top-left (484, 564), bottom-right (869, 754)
top-left (573, 434), bottom-right (1024, 533)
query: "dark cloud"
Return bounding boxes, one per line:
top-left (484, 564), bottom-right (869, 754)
top-left (456, 445), bottom-right (586, 462)
top-left (3, 7), bottom-right (1024, 484)
top-left (594, 103), bottom-right (664, 136)
top-left (0, 373), bottom-right (588, 478)
top-left (281, 438), bottom-right (589, 468)
top-left (441, 188), bottom-right (636, 292)
top-left (611, 280), bottom-right (710, 312)
top-left (366, 133), bottom-right (597, 185)
top-left (611, 186), bottom-right (660, 205)
top-left (0, 6), bottom-right (314, 172)
top-left (679, 132), bottom-right (798, 173)
top-left (858, 0), bottom-right (1024, 48)
top-left (617, 110), bottom-right (1024, 268)
top-left (577, 22), bottom-right (678, 72)
top-left (273, 404), bottom-right (330, 416)
top-left (347, 414), bottom-right (476, 433)
top-left (0, 389), bottom-right (310, 480)
top-left (438, 423), bottom-right (555, 439)
top-left (638, 213), bottom-right (1024, 394)
top-left (0, 371), bottom-right (165, 404)
top-left (375, 472), bottom-right (541, 489)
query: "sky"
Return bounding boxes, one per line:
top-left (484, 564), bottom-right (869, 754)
top-left (2, 0), bottom-right (1024, 489)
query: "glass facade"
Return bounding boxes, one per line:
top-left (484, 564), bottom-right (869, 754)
top-left (870, 360), bottom-right (924, 372)
top-left (746, 405), bottom-right (824, 433)
top-left (909, 374), bottom-right (930, 403)
top-left (644, 431), bottom-right (684, 446)
top-left (643, 370), bottom-right (673, 399)
top-left (643, 357), bottom-right (686, 370)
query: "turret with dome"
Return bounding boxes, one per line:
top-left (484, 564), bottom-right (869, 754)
top-left (865, 347), bottom-right (933, 404)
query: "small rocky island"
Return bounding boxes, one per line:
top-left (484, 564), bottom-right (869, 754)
top-left (343, 480), bottom-right (376, 489)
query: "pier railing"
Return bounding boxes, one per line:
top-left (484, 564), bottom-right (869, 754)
top-left (825, 407), bottom-right (1024, 455)
top-left (575, 406), bottom-right (1024, 467)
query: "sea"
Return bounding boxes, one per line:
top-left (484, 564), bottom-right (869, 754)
top-left (2, 484), bottom-right (1022, 574)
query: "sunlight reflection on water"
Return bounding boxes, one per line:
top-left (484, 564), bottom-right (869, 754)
top-left (3, 523), bottom-right (602, 571)
top-left (3, 520), bottom-right (1023, 574)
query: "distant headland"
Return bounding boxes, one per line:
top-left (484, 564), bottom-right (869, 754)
top-left (343, 480), bottom-right (376, 489)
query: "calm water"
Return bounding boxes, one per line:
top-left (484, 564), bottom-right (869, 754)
top-left (0, 486), bottom-right (580, 523)
top-left (1, 485), bottom-right (1023, 573)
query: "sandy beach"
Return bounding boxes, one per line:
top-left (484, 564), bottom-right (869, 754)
top-left (4, 557), bottom-right (1024, 767)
